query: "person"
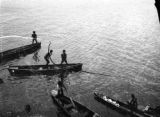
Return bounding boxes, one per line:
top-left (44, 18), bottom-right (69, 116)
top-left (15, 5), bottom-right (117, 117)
top-left (61, 50), bottom-right (68, 64)
top-left (57, 80), bottom-right (67, 97)
top-left (25, 104), bottom-right (31, 113)
top-left (32, 31), bottom-right (38, 44)
top-left (127, 94), bottom-right (138, 109)
top-left (44, 42), bottom-right (54, 65)
top-left (58, 69), bottom-right (69, 81)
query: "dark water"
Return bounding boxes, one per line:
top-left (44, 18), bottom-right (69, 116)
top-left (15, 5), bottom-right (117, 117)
top-left (0, 0), bottom-right (160, 116)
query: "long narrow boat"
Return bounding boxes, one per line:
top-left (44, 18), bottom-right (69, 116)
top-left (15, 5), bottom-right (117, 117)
top-left (144, 106), bottom-right (160, 117)
top-left (51, 90), bottom-right (101, 117)
top-left (0, 42), bottom-right (41, 63)
top-left (155, 0), bottom-right (160, 22)
top-left (94, 92), bottom-right (154, 117)
top-left (8, 63), bottom-right (82, 76)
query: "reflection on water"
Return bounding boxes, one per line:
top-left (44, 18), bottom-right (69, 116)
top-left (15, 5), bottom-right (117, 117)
top-left (32, 49), bottom-right (40, 62)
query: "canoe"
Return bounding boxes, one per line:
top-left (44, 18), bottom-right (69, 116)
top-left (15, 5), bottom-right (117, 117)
top-left (144, 106), bottom-right (160, 117)
top-left (155, 0), bottom-right (160, 22)
top-left (0, 42), bottom-right (41, 63)
top-left (94, 92), bottom-right (153, 117)
top-left (8, 63), bottom-right (82, 76)
top-left (51, 90), bottom-right (101, 117)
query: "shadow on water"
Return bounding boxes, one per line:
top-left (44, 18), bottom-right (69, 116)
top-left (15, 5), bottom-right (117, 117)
top-left (8, 76), bottom-right (31, 81)
top-left (0, 108), bottom-right (58, 117)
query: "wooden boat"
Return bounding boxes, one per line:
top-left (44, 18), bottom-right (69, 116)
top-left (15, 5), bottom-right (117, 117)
top-left (8, 63), bottom-right (82, 76)
top-left (0, 42), bottom-right (41, 63)
top-left (155, 0), bottom-right (160, 22)
top-left (94, 92), bottom-right (154, 117)
top-left (144, 106), bottom-right (160, 117)
top-left (51, 90), bottom-right (101, 117)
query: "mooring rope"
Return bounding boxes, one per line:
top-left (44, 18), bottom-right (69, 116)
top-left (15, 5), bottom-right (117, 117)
top-left (81, 70), bottom-right (111, 77)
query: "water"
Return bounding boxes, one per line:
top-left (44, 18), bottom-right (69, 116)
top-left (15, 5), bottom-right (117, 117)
top-left (0, 0), bottom-right (160, 116)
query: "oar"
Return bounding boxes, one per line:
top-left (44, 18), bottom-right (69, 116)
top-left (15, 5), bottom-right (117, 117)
top-left (81, 70), bottom-right (111, 77)
top-left (70, 97), bottom-right (76, 108)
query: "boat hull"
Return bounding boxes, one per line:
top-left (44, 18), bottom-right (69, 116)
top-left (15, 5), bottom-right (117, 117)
top-left (8, 63), bottom-right (82, 76)
top-left (94, 92), bottom-right (153, 117)
top-left (155, 0), bottom-right (160, 22)
top-left (0, 42), bottom-right (41, 63)
top-left (51, 90), bottom-right (100, 117)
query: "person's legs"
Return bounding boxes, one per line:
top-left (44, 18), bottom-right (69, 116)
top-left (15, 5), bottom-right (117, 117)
top-left (35, 38), bottom-right (38, 43)
top-left (61, 60), bottom-right (64, 64)
top-left (47, 59), bottom-right (50, 66)
top-left (33, 39), bottom-right (36, 44)
top-left (60, 88), bottom-right (64, 96)
top-left (45, 58), bottom-right (49, 65)
top-left (32, 39), bottom-right (34, 44)
top-left (65, 60), bottom-right (68, 64)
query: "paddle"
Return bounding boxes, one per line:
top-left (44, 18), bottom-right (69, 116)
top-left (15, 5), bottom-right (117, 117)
top-left (70, 97), bottom-right (76, 108)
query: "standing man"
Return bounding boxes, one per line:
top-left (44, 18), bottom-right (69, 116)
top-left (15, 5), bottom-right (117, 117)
top-left (32, 31), bottom-right (38, 44)
top-left (61, 50), bottom-right (68, 64)
top-left (44, 42), bottom-right (54, 65)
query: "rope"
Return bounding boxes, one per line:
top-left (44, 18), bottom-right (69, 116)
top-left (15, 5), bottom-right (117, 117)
top-left (81, 70), bottom-right (111, 77)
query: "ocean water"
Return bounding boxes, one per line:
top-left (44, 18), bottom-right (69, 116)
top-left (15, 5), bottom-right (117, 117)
top-left (0, 0), bottom-right (160, 116)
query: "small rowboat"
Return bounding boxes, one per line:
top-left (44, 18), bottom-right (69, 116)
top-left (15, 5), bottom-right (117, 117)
top-left (0, 42), bottom-right (41, 63)
top-left (8, 63), bottom-right (82, 76)
top-left (94, 92), bottom-right (153, 117)
top-left (144, 106), bottom-right (160, 117)
top-left (51, 90), bottom-right (101, 117)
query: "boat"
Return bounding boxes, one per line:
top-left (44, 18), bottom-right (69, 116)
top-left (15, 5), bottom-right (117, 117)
top-left (0, 42), bottom-right (41, 63)
top-left (51, 90), bottom-right (101, 117)
top-left (94, 92), bottom-right (154, 117)
top-left (144, 106), bottom-right (160, 117)
top-left (8, 63), bottom-right (82, 76)
top-left (155, 0), bottom-right (160, 22)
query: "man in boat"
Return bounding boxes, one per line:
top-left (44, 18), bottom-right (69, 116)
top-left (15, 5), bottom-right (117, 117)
top-left (57, 80), bottom-right (67, 97)
top-left (127, 94), bottom-right (138, 109)
top-left (44, 42), bottom-right (54, 65)
top-left (57, 70), bottom-right (67, 97)
top-left (59, 69), bottom-right (69, 81)
top-left (32, 31), bottom-right (38, 44)
top-left (61, 50), bottom-right (68, 64)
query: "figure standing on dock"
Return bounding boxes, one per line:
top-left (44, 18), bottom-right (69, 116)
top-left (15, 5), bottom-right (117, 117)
top-left (44, 42), bottom-right (54, 65)
top-left (61, 50), bottom-right (68, 64)
top-left (32, 31), bottom-right (38, 44)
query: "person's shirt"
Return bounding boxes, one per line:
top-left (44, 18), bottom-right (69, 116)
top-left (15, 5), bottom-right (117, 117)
top-left (61, 53), bottom-right (67, 60)
top-left (32, 33), bottom-right (37, 39)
